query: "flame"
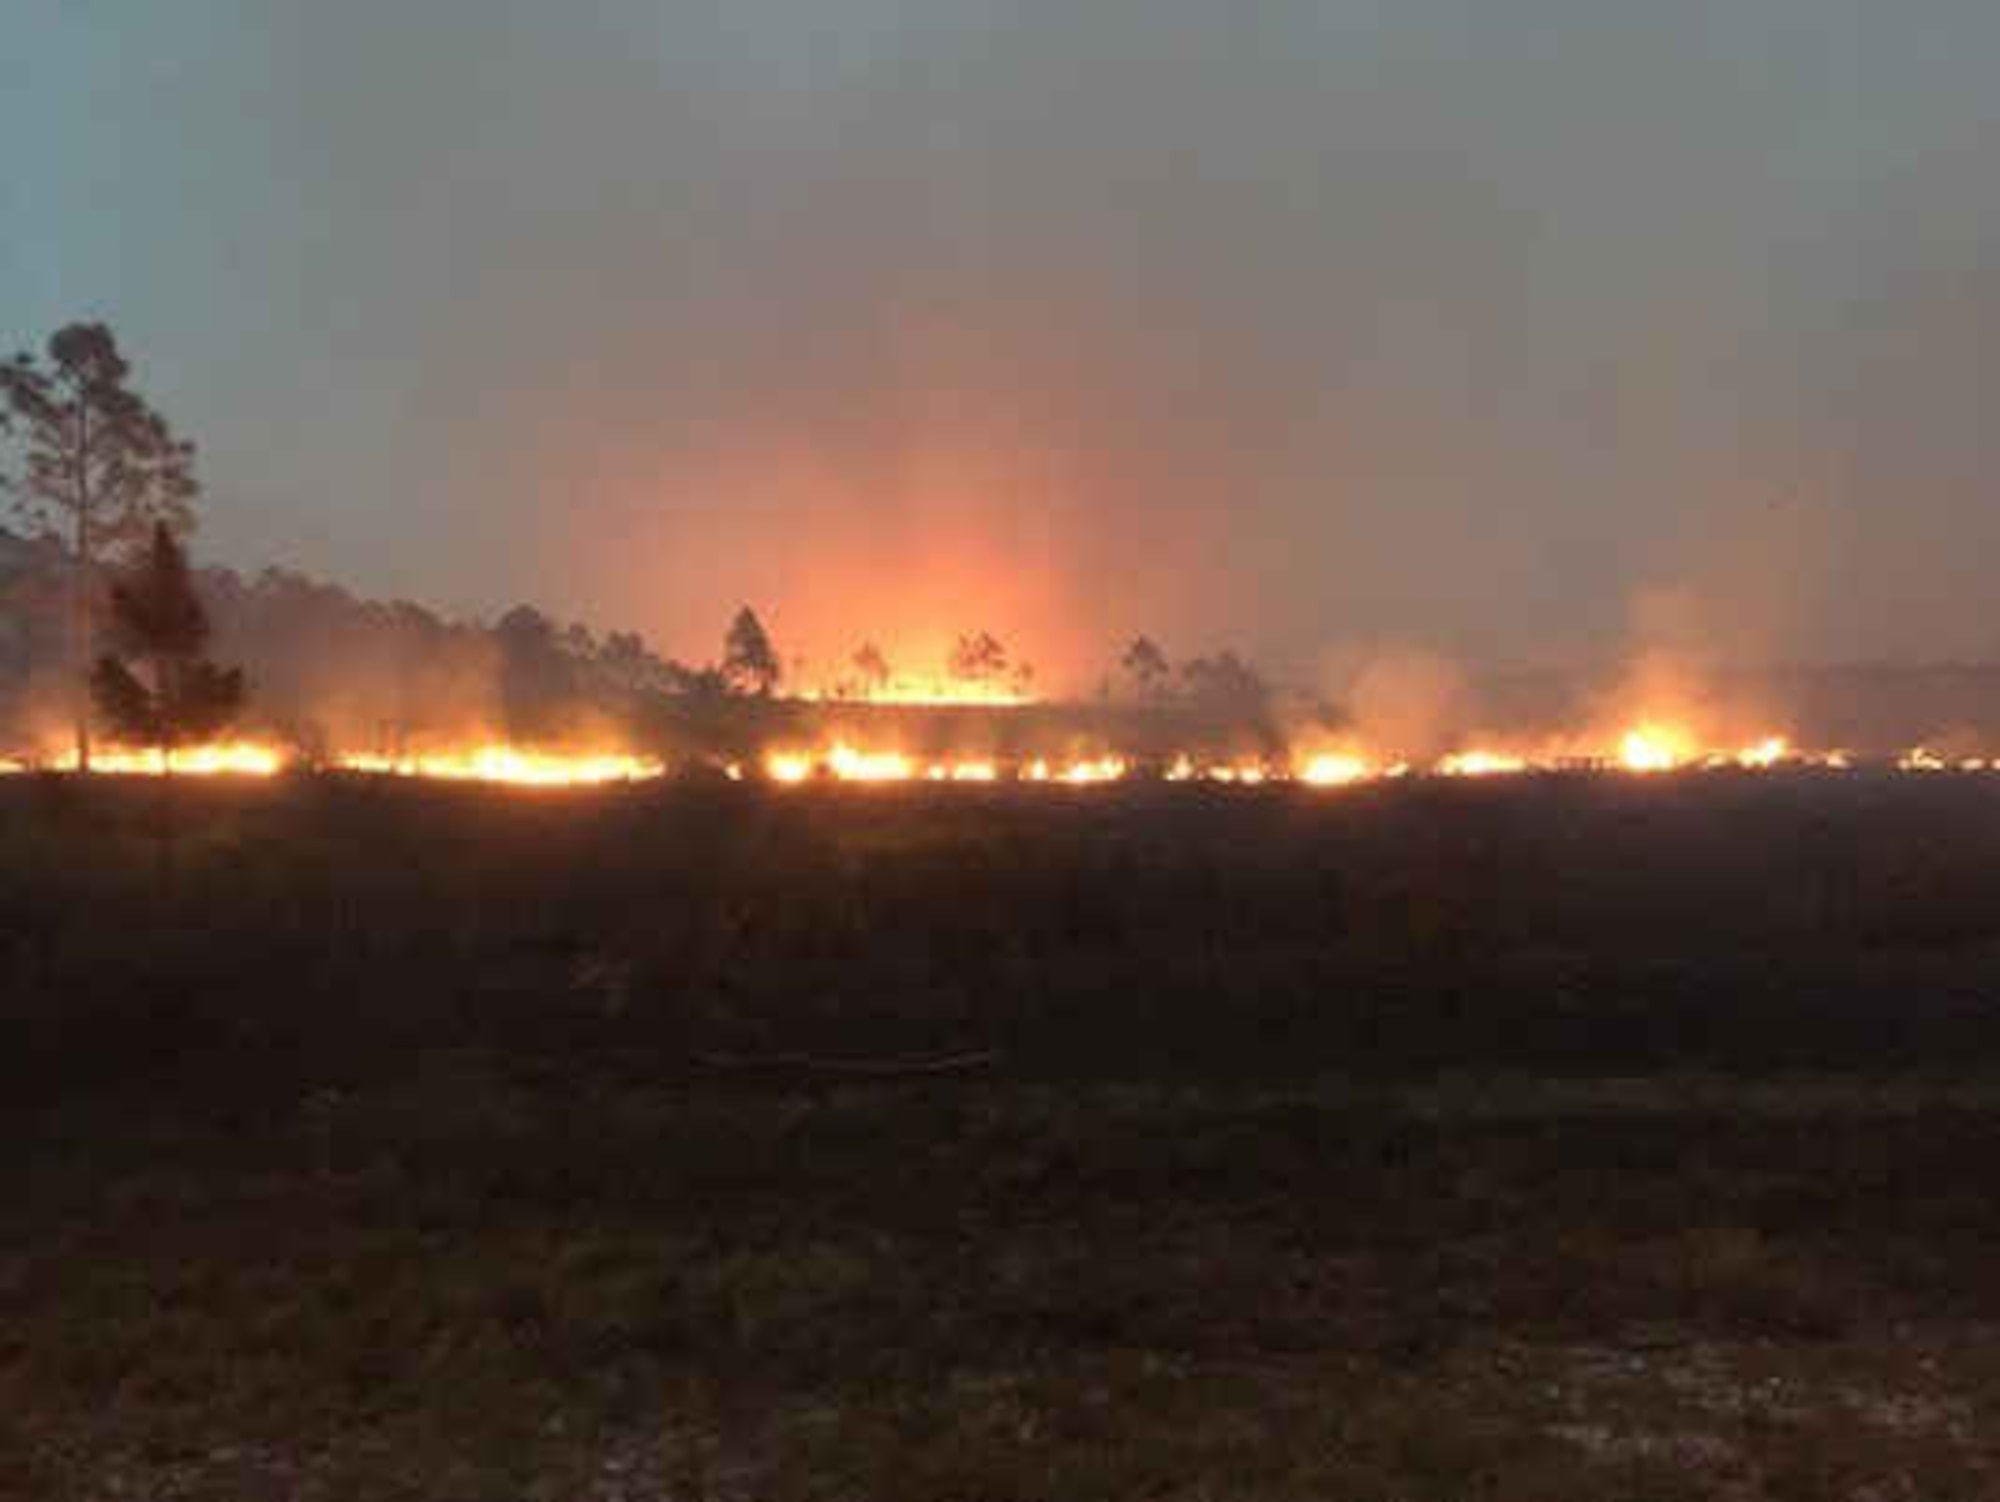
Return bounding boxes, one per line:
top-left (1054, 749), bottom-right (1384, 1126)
top-left (827, 744), bottom-right (914, 782)
top-left (0, 740), bottom-right (289, 777)
top-left (765, 752), bottom-right (815, 784)
top-left (1206, 760), bottom-right (1284, 784)
top-left (3, 719), bottom-right (1990, 792)
top-left (927, 760), bottom-right (998, 782)
top-left (1436, 749), bottom-right (1528, 778)
top-left (1298, 752), bottom-right (1374, 787)
top-left (1057, 756), bottom-right (1127, 785)
top-left (340, 746), bottom-right (664, 785)
top-left (1616, 725), bottom-right (1693, 774)
top-left (765, 743), bottom-right (927, 783)
top-left (1733, 736), bottom-right (1789, 770)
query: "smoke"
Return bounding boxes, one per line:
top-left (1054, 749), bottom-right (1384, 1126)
top-left (12, 0), bottom-right (2000, 689)
top-left (1330, 646), bottom-right (1468, 762)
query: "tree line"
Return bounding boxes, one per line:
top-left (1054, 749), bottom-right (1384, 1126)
top-left (1, 322), bottom-right (1275, 763)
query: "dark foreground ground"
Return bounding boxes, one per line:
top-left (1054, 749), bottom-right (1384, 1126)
top-left (6, 772), bottom-right (2000, 1499)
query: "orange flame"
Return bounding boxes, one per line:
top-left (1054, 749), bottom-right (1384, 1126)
top-left (340, 746), bottom-right (665, 785)
top-left (0, 740), bottom-right (288, 777)
top-left (1298, 752), bottom-right (1374, 787)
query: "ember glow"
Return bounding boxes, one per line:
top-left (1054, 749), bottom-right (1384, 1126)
top-left (803, 679), bottom-right (1030, 708)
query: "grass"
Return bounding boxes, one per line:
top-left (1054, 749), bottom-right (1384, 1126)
top-left (9, 1071), bottom-right (2000, 1498)
top-left (6, 775), bottom-right (2000, 1496)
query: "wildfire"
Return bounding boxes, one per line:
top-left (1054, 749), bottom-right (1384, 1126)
top-left (1206, 764), bottom-right (1271, 785)
top-left (1058, 756), bottom-right (1127, 785)
top-left (927, 760), bottom-right (999, 782)
top-left (339, 746), bottom-right (665, 785)
top-left (1616, 725), bottom-right (1692, 774)
top-left (826, 744), bottom-right (915, 782)
top-left (1436, 749), bottom-right (1528, 778)
top-left (1298, 752), bottom-right (1375, 787)
top-left (0, 740), bottom-right (288, 777)
top-left (764, 743), bottom-right (920, 783)
top-left (1730, 736), bottom-right (1789, 770)
top-left (5, 720), bottom-right (1997, 792)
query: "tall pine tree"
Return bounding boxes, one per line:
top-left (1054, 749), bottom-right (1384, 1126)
top-left (0, 324), bottom-right (199, 768)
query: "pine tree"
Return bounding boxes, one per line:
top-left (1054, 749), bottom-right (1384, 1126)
top-left (723, 606), bottom-right (781, 696)
top-left (0, 324), bottom-right (200, 769)
top-left (91, 522), bottom-right (244, 767)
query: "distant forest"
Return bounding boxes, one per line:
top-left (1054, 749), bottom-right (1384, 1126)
top-left (12, 521), bottom-right (2000, 763)
top-left (0, 523), bottom-right (722, 757)
top-left (0, 523), bottom-right (1292, 761)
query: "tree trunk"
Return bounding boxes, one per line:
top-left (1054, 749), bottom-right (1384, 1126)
top-left (72, 405), bottom-right (92, 773)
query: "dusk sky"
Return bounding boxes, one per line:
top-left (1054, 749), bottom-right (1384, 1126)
top-left (10, 0), bottom-right (2000, 687)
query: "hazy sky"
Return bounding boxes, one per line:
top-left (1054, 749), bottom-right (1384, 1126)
top-left (9, 0), bottom-right (2000, 685)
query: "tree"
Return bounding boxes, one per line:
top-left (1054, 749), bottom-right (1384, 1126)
top-left (91, 522), bottom-right (244, 764)
top-left (723, 606), bottom-right (781, 695)
top-left (495, 604), bottom-right (573, 740)
top-left (1, 324), bottom-right (200, 768)
top-left (949, 630), bottom-right (1008, 685)
top-left (851, 641), bottom-right (891, 698)
top-left (1180, 650), bottom-right (1267, 716)
top-left (1121, 635), bottom-right (1170, 700)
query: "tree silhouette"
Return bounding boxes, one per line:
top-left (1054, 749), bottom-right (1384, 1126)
top-left (1180, 650), bottom-right (1267, 716)
top-left (1121, 635), bottom-right (1170, 700)
top-left (852, 641), bottom-right (891, 698)
top-left (949, 630), bottom-right (1008, 685)
top-left (0, 324), bottom-right (199, 769)
top-left (495, 604), bottom-right (574, 740)
top-left (91, 523), bottom-right (244, 765)
top-left (723, 606), bottom-right (781, 695)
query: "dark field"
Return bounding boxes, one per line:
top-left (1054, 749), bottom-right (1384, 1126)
top-left (7, 774), bottom-right (2000, 1499)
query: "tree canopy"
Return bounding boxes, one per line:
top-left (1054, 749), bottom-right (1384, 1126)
top-left (723, 606), bottom-right (781, 695)
top-left (0, 323), bottom-right (197, 558)
top-left (1122, 636), bottom-right (1171, 698)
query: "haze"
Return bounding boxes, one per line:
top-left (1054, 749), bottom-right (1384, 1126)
top-left (9, 0), bottom-right (2000, 690)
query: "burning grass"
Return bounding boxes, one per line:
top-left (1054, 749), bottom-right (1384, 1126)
top-left (0, 714), bottom-right (1983, 790)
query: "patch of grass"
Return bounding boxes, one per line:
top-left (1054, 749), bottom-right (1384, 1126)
top-left (8, 1074), bottom-right (2000, 1496)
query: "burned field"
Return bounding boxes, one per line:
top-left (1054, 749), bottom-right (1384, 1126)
top-left (7, 773), bottom-right (2000, 1499)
